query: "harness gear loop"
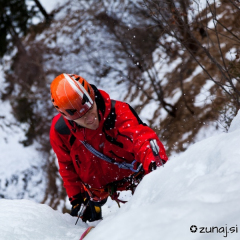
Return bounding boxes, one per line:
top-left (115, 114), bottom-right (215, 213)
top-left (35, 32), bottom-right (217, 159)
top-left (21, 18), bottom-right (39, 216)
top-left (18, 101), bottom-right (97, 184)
top-left (78, 164), bottom-right (144, 208)
top-left (107, 184), bottom-right (127, 208)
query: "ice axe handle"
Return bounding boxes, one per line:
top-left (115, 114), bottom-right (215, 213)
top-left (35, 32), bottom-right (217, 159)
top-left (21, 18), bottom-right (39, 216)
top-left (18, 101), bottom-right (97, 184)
top-left (150, 139), bottom-right (164, 167)
top-left (75, 201), bottom-right (89, 225)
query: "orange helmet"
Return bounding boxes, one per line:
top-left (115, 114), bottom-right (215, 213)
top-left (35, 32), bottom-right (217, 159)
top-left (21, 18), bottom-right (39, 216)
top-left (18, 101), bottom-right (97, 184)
top-left (50, 73), bottom-right (95, 120)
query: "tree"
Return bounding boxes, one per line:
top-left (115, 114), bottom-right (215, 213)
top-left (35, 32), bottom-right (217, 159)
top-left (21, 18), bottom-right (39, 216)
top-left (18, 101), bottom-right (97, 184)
top-left (142, 0), bottom-right (240, 121)
top-left (0, 0), bottom-right (32, 56)
top-left (32, 0), bottom-right (53, 23)
top-left (0, 0), bottom-right (52, 57)
top-left (94, 2), bottom-right (177, 117)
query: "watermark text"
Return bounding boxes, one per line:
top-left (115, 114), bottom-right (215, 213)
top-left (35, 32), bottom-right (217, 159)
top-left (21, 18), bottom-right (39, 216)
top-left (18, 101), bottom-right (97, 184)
top-left (190, 224), bottom-right (238, 238)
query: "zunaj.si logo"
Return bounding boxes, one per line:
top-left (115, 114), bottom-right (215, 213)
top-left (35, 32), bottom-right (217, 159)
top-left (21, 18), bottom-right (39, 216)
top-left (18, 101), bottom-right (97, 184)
top-left (190, 225), bottom-right (198, 233)
top-left (190, 224), bottom-right (238, 238)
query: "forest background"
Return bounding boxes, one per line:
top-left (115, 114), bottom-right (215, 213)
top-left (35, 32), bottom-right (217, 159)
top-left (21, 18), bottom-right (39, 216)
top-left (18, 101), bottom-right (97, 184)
top-left (0, 0), bottom-right (239, 211)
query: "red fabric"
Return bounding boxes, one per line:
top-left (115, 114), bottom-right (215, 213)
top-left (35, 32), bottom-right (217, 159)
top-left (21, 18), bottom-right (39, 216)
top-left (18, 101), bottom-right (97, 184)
top-left (50, 89), bottom-right (168, 200)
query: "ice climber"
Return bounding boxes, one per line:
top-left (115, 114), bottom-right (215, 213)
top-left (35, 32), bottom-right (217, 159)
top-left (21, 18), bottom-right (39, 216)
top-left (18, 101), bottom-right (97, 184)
top-left (49, 73), bottom-right (168, 222)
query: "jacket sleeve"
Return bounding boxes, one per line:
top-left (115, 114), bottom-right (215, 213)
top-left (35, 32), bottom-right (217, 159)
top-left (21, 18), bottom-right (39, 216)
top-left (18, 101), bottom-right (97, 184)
top-left (114, 102), bottom-right (168, 173)
top-left (49, 115), bottom-right (84, 201)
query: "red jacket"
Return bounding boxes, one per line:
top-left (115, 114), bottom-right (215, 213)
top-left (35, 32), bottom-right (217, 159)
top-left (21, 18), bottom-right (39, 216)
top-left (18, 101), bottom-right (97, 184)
top-left (50, 86), bottom-right (168, 201)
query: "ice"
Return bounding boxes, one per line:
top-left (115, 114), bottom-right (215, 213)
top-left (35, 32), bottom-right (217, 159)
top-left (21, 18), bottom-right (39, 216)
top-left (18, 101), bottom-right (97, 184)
top-left (0, 111), bottom-right (240, 239)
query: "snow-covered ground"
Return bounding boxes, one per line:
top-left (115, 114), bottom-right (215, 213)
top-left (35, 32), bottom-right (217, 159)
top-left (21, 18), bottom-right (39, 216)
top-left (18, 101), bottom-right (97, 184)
top-left (1, 111), bottom-right (240, 240)
top-left (0, 69), bottom-right (47, 201)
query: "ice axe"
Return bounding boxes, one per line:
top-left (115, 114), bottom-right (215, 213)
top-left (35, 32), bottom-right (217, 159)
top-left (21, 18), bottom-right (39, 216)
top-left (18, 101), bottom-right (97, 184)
top-left (150, 139), bottom-right (164, 167)
top-left (75, 200), bottom-right (89, 225)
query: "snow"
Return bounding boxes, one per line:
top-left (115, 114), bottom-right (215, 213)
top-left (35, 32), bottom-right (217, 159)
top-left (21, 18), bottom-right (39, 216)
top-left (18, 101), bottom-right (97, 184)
top-left (0, 199), bottom-right (82, 240)
top-left (0, 68), bottom-right (46, 202)
top-left (191, 0), bottom-right (221, 13)
top-left (0, 100), bottom-right (47, 201)
top-left (228, 110), bottom-right (240, 132)
top-left (139, 100), bottom-right (159, 125)
top-left (1, 111), bottom-right (240, 239)
top-left (38, 0), bottom-right (63, 13)
top-left (153, 50), bottom-right (182, 87)
top-left (225, 48), bottom-right (237, 61)
top-left (0, 0), bottom-right (239, 238)
top-left (194, 80), bottom-right (215, 107)
top-left (184, 66), bottom-right (203, 83)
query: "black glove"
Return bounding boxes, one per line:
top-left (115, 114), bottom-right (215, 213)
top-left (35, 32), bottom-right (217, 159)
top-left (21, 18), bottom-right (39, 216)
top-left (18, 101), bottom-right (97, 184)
top-left (80, 199), bottom-right (108, 222)
top-left (70, 192), bottom-right (106, 222)
top-left (70, 203), bottom-right (81, 217)
top-left (148, 160), bottom-right (166, 172)
top-left (82, 200), bottom-right (103, 222)
top-left (70, 192), bottom-right (87, 217)
top-left (148, 161), bottom-right (157, 172)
